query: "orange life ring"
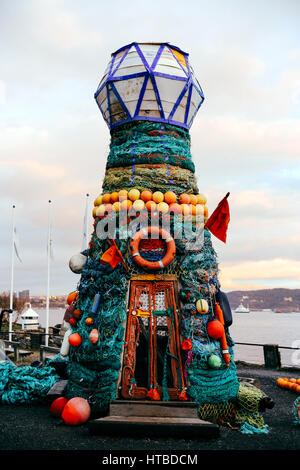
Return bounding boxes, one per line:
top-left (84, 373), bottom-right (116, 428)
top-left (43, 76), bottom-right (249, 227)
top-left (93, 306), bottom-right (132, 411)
top-left (130, 226), bottom-right (176, 270)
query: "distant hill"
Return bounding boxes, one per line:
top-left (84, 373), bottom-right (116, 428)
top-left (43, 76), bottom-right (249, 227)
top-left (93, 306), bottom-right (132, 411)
top-left (226, 288), bottom-right (300, 312)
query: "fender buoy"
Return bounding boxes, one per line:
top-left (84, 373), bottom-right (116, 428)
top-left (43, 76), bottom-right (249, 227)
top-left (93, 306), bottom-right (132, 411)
top-left (50, 397), bottom-right (68, 417)
top-left (130, 226), bottom-right (175, 270)
top-left (60, 328), bottom-right (72, 357)
top-left (61, 397), bottom-right (91, 426)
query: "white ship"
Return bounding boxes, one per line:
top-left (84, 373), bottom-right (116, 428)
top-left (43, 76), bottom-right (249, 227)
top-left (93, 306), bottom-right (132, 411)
top-left (234, 303), bottom-right (250, 313)
top-left (20, 303), bottom-right (40, 330)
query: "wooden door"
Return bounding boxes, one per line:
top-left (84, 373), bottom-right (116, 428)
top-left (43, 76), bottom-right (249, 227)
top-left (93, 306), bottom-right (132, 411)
top-left (121, 280), bottom-right (185, 400)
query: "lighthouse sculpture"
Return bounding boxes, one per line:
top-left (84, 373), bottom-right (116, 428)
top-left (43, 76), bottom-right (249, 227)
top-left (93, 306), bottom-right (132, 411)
top-left (62, 43), bottom-right (271, 432)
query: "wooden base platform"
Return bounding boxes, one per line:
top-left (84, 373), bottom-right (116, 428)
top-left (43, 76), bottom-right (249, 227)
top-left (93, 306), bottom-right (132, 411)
top-left (88, 400), bottom-right (219, 438)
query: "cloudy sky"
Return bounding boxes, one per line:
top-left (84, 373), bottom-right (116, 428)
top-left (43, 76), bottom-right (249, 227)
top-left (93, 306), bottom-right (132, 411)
top-left (0, 0), bottom-right (299, 296)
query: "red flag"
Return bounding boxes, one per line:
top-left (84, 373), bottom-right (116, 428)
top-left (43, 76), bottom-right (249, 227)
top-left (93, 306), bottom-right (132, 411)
top-left (205, 192), bottom-right (230, 243)
top-left (100, 243), bottom-right (122, 268)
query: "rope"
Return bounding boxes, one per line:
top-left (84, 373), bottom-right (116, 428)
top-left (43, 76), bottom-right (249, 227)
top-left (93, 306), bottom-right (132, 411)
top-left (0, 362), bottom-right (59, 404)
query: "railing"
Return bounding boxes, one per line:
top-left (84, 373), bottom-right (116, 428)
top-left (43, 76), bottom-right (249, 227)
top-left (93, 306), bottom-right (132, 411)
top-left (1, 330), bottom-right (300, 369)
top-left (235, 342), bottom-right (300, 369)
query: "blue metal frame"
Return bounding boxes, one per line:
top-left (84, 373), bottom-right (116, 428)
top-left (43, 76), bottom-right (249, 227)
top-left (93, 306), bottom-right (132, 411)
top-left (95, 42), bottom-right (205, 131)
top-left (134, 75), bottom-right (149, 117)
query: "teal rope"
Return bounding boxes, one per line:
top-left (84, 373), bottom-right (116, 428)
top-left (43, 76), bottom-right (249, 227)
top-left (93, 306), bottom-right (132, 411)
top-left (293, 397), bottom-right (300, 425)
top-left (0, 362), bottom-right (59, 404)
top-left (162, 309), bottom-right (174, 401)
top-left (107, 121), bottom-right (195, 172)
top-left (240, 422), bottom-right (269, 434)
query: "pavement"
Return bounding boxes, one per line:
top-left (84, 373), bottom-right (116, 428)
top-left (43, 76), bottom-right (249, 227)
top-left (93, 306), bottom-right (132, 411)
top-left (0, 363), bottom-right (299, 457)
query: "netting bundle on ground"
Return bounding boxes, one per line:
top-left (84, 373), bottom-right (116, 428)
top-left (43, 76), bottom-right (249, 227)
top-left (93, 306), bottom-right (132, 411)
top-left (0, 362), bottom-right (59, 404)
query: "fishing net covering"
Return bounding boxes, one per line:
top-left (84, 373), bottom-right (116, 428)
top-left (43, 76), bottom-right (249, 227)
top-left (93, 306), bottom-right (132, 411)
top-left (106, 121), bottom-right (195, 173)
top-left (0, 362), bottom-right (59, 404)
top-left (56, 120), bottom-right (270, 433)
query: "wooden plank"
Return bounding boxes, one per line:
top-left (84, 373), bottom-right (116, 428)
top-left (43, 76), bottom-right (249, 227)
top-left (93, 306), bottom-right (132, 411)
top-left (47, 380), bottom-right (68, 397)
top-left (130, 274), bottom-right (177, 281)
top-left (88, 415), bottom-right (219, 438)
top-left (110, 402), bottom-right (198, 418)
top-left (111, 400), bottom-right (197, 406)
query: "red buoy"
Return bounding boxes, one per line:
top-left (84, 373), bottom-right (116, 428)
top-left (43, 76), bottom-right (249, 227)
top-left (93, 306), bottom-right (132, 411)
top-left (68, 332), bottom-right (82, 347)
top-left (207, 320), bottom-right (224, 340)
top-left (50, 397), bottom-right (68, 417)
top-left (61, 397), bottom-right (91, 426)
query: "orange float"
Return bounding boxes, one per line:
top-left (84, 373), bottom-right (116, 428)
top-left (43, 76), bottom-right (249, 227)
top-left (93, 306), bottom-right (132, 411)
top-left (277, 377), bottom-right (300, 393)
top-left (110, 191), bottom-right (119, 202)
top-left (94, 195), bottom-right (102, 206)
top-left (181, 204), bottom-right (191, 215)
top-left (128, 188), bottom-right (140, 201)
top-left (119, 189), bottom-right (128, 200)
top-left (68, 332), bottom-right (82, 347)
top-left (61, 397), bottom-right (91, 426)
top-left (169, 203), bottom-right (182, 214)
top-left (50, 397), bottom-right (68, 417)
top-left (157, 202), bottom-right (169, 213)
top-left (145, 200), bottom-right (157, 212)
top-left (189, 194), bottom-right (197, 205)
top-left (102, 193), bottom-right (111, 203)
top-left (72, 309), bottom-right (82, 319)
top-left (120, 199), bottom-right (132, 211)
top-left (179, 193), bottom-right (191, 204)
top-left (152, 191), bottom-right (164, 203)
top-left (130, 226), bottom-right (176, 270)
top-left (141, 190), bottom-right (152, 202)
top-left (67, 292), bottom-right (78, 305)
top-left (164, 191), bottom-right (177, 204)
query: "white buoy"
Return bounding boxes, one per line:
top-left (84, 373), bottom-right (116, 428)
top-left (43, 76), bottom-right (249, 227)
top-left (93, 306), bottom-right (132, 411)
top-left (69, 253), bottom-right (87, 274)
top-left (60, 328), bottom-right (72, 357)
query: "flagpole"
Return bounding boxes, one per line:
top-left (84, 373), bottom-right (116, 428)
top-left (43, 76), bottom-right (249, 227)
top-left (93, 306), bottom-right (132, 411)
top-left (9, 205), bottom-right (15, 342)
top-left (45, 200), bottom-right (51, 347)
top-left (81, 193), bottom-right (89, 252)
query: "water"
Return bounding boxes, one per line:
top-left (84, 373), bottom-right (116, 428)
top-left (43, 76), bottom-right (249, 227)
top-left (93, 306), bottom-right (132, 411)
top-left (21, 308), bottom-right (300, 368)
top-left (230, 310), bottom-right (300, 368)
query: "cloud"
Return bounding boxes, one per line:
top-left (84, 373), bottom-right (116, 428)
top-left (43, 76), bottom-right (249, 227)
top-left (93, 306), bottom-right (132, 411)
top-left (219, 258), bottom-right (300, 290)
top-left (0, 80), bottom-right (6, 105)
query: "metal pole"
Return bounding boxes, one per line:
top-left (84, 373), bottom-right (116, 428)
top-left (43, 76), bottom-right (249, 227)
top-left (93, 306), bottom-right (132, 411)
top-left (45, 200), bottom-right (51, 347)
top-left (81, 193), bottom-right (89, 252)
top-left (9, 205), bottom-right (15, 342)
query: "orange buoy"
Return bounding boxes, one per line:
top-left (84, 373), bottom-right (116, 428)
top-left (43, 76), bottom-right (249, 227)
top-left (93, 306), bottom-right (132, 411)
top-left (189, 194), bottom-right (197, 205)
top-left (169, 203), bottom-right (182, 214)
top-left (181, 338), bottom-right (192, 351)
top-left (68, 332), bottom-right (82, 347)
top-left (164, 191), bottom-right (177, 204)
top-left (207, 320), bottom-right (224, 340)
top-left (61, 397), bottom-right (91, 426)
top-left (214, 302), bottom-right (230, 367)
top-left (67, 292), bottom-right (78, 305)
top-left (145, 200), bottom-right (157, 212)
top-left (277, 377), bottom-right (300, 393)
top-left (179, 193), bottom-right (191, 204)
top-left (110, 191), bottom-right (119, 202)
top-left (102, 193), bottom-right (111, 203)
top-left (141, 190), bottom-right (152, 202)
top-left (50, 397), bottom-right (68, 417)
top-left (89, 328), bottom-right (99, 344)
